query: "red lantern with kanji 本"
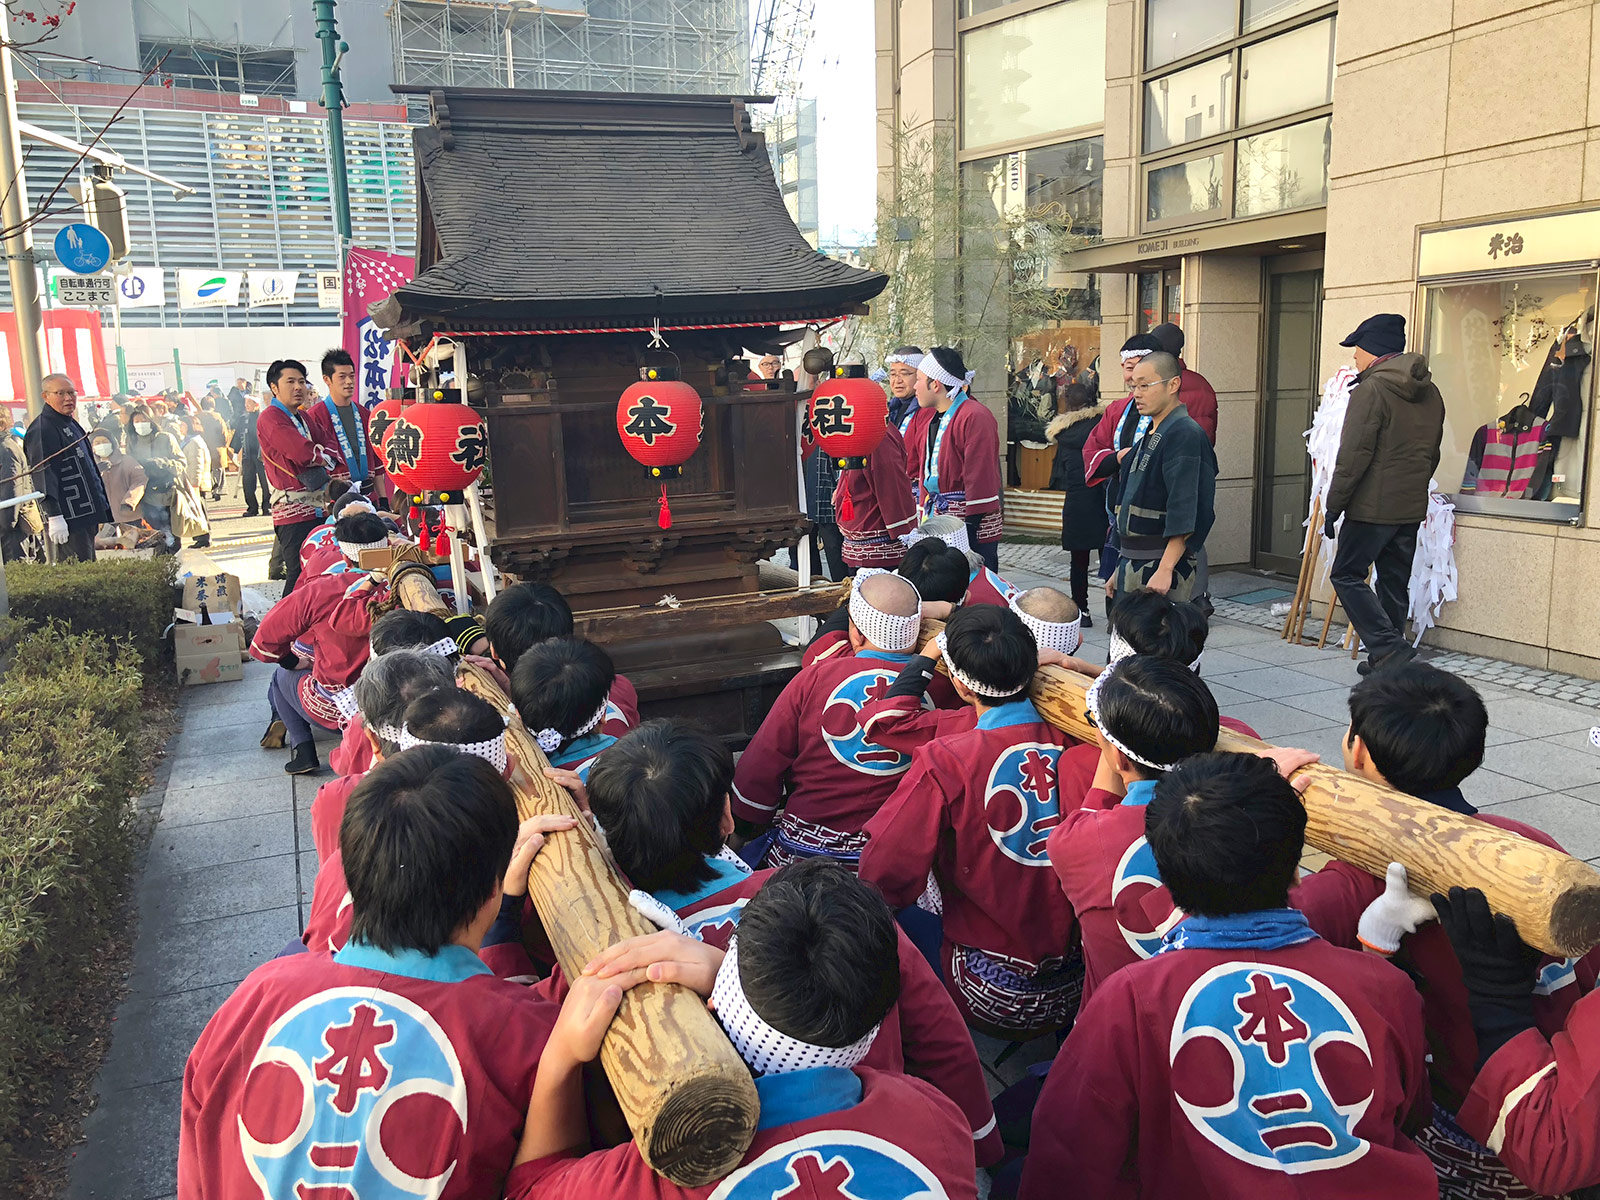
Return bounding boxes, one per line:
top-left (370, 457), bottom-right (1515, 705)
top-left (382, 400), bottom-right (488, 497)
top-left (368, 394), bottom-right (404, 458)
top-left (809, 365), bottom-right (888, 522)
top-left (615, 366), bottom-right (703, 529)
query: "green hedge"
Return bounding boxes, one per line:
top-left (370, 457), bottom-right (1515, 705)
top-left (0, 621), bottom-right (147, 1178)
top-left (3, 556), bottom-right (176, 673)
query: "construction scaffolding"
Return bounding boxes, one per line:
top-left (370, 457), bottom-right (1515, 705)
top-left (388, 0), bottom-right (751, 97)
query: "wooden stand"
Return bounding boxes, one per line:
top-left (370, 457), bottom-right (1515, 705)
top-left (921, 619), bottom-right (1600, 957)
top-left (394, 571), bottom-right (760, 1184)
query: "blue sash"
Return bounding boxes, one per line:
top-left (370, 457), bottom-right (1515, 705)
top-left (1159, 909), bottom-right (1319, 955)
top-left (270, 397), bottom-right (311, 440)
top-left (923, 390), bottom-right (967, 510)
top-left (321, 398), bottom-right (368, 482)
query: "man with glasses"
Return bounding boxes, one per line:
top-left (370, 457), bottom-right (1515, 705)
top-left (1106, 351), bottom-right (1216, 603)
top-left (24, 374), bottom-right (110, 564)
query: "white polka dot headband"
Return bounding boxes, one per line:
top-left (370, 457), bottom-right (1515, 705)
top-left (711, 938), bottom-right (880, 1075)
top-left (919, 358), bottom-right (976, 391)
top-left (935, 630), bottom-right (1021, 699)
top-left (1119, 349), bottom-right (1154, 364)
top-left (1108, 629), bottom-right (1202, 674)
top-left (1010, 595), bottom-right (1081, 655)
top-left (396, 722), bottom-right (510, 775)
top-left (534, 697), bottom-right (608, 754)
top-left (1085, 662), bottom-right (1176, 772)
top-left (337, 536), bottom-right (388, 561)
top-left (849, 568), bottom-right (922, 653)
top-left (884, 351), bottom-right (924, 368)
top-left (418, 636), bottom-right (459, 659)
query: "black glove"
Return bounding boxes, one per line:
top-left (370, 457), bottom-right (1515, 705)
top-left (1432, 886), bottom-right (1542, 1062)
top-left (1323, 512), bottom-right (1339, 541)
top-left (276, 652), bottom-right (300, 670)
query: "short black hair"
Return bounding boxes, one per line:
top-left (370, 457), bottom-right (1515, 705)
top-left (342, 747), bottom-right (517, 954)
top-left (898, 540), bottom-right (968, 605)
top-left (485, 582), bottom-right (575, 667)
top-left (944, 604), bottom-right (1035, 703)
top-left (1151, 321), bottom-right (1185, 357)
top-left (890, 344), bottom-right (924, 359)
top-left (321, 347), bottom-right (355, 379)
top-left (1141, 351), bottom-right (1182, 383)
top-left (510, 637), bottom-right (615, 745)
top-left (1095, 655), bottom-right (1219, 774)
top-left (370, 609), bottom-right (452, 656)
top-left (924, 346), bottom-right (968, 384)
top-left (1110, 587), bottom-right (1208, 667)
top-left (404, 687), bottom-right (505, 747)
top-left (1148, 752), bottom-right (1306, 917)
top-left (334, 512), bottom-right (387, 546)
top-left (266, 359), bottom-right (307, 389)
top-left (587, 719), bottom-right (733, 895)
top-left (1120, 333), bottom-right (1163, 354)
top-left (736, 860), bottom-right (900, 1046)
top-left (1348, 662), bottom-right (1488, 796)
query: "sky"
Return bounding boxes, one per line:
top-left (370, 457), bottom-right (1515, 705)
top-left (799, 0), bottom-right (877, 247)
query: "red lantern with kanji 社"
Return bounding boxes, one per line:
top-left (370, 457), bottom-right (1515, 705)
top-left (809, 365), bottom-right (889, 521)
top-left (615, 367), bottom-right (703, 529)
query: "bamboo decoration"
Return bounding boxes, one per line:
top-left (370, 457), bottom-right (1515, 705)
top-left (393, 573), bottom-right (759, 1184)
top-left (922, 620), bottom-right (1600, 957)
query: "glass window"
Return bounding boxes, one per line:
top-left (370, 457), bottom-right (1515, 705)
top-left (1424, 272), bottom-right (1596, 518)
top-left (961, 0), bottom-right (1107, 150)
top-left (1147, 151), bottom-right (1226, 225)
top-left (1244, 0), bottom-right (1329, 33)
top-left (1234, 115), bottom-right (1331, 217)
top-left (1138, 272), bottom-right (1160, 332)
top-left (961, 137), bottom-right (1104, 238)
top-left (1239, 18), bottom-right (1335, 127)
top-left (1145, 0), bottom-right (1235, 71)
top-left (960, 0), bottom-right (1012, 15)
top-left (1144, 54), bottom-right (1235, 153)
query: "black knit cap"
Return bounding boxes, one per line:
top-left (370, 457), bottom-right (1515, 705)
top-left (1340, 313), bottom-right (1406, 357)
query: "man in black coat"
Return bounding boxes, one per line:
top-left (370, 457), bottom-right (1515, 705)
top-left (230, 392), bottom-right (272, 518)
top-left (24, 374), bottom-right (111, 563)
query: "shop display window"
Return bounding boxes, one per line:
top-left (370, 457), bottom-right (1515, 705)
top-left (1423, 271), bottom-right (1594, 520)
top-left (960, 0), bottom-right (1107, 152)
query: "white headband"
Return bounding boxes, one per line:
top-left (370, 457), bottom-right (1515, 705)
top-left (1010, 595), bottom-right (1082, 655)
top-left (884, 352), bottom-right (924, 368)
top-left (711, 938), bottom-right (880, 1075)
top-left (338, 536), bottom-right (389, 561)
top-left (331, 684), bottom-right (360, 721)
top-left (1108, 629), bottom-right (1202, 674)
top-left (914, 520), bottom-right (971, 554)
top-left (396, 723), bottom-right (509, 775)
top-left (372, 721), bottom-right (404, 744)
top-left (335, 498), bottom-right (377, 518)
top-left (1085, 663), bottom-right (1176, 772)
top-left (848, 568), bottom-right (922, 653)
top-left (418, 636), bottom-right (459, 659)
top-left (535, 697), bottom-right (609, 754)
top-left (935, 630), bottom-right (1022, 699)
top-left (919, 358), bottom-right (977, 391)
top-left (1119, 349), bottom-right (1154, 364)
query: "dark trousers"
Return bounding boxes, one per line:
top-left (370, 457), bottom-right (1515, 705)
top-left (1, 526), bottom-right (25, 562)
top-left (1331, 519), bottom-right (1419, 659)
top-left (240, 452), bottom-right (270, 513)
top-left (966, 516), bottom-right (1000, 572)
top-left (268, 666), bottom-right (314, 749)
top-left (806, 521), bottom-right (846, 582)
top-left (1068, 548), bottom-right (1091, 610)
top-left (45, 520), bottom-right (96, 564)
top-left (277, 519), bottom-right (318, 594)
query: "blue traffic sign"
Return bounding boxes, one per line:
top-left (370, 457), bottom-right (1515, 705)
top-left (54, 224), bottom-right (111, 274)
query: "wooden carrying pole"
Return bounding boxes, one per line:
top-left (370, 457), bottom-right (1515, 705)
top-left (393, 570), bottom-right (760, 1185)
top-left (573, 580), bottom-right (849, 643)
top-left (923, 620), bottom-right (1600, 957)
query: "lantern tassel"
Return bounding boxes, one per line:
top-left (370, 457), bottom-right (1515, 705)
top-left (657, 483), bottom-right (673, 530)
top-left (836, 481), bottom-right (854, 523)
top-left (434, 526), bottom-right (450, 556)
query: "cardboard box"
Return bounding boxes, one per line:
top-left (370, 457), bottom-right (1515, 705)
top-left (175, 623), bottom-right (244, 686)
top-left (181, 572), bottom-right (242, 615)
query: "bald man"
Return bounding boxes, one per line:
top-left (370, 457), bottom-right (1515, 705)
top-left (25, 373), bottom-right (110, 563)
top-left (733, 571), bottom-right (929, 869)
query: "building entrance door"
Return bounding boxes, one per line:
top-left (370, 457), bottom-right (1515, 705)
top-left (1256, 257), bottom-right (1323, 574)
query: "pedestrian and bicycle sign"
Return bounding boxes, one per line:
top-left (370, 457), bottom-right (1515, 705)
top-left (54, 224), bottom-right (112, 274)
top-left (56, 274), bottom-right (114, 307)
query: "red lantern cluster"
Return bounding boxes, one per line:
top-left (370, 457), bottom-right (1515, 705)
top-left (615, 370), bottom-right (703, 529)
top-left (382, 400), bottom-right (489, 496)
top-left (809, 366), bottom-right (889, 522)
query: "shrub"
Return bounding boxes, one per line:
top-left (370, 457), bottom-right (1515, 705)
top-left (3, 556), bottom-right (176, 674)
top-left (0, 622), bottom-right (147, 1175)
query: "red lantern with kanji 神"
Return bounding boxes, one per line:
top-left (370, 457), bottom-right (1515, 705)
top-left (382, 400), bottom-right (488, 498)
top-left (368, 394), bottom-right (404, 458)
top-left (615, 367), bottom-right (703, 529)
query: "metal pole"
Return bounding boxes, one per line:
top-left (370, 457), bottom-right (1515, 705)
top-left (313, 0), bottom-right (353, 243)
top-left (171, 347), bottom-right (182, 391)
top-left (112, 296), bottom-right (127, 391)
top-left (0, 9), bottom-right (45, 418)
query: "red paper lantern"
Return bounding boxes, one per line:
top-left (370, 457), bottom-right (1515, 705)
top-left (382, 401), bottom-right (488, 498)
top-left (615, 370), bottom-right (703, 529)
top-left (809, 366), bottom-right (888, 470)
top-left (368, 394), bottom-right (404, 458)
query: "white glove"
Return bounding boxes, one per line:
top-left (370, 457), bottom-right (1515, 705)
top-left (1357, 862), bottom-right (1438, 954)
top-left (628, 889), bottom-right (689, 936)
top-left (46, 514), bottom-right (67, 544)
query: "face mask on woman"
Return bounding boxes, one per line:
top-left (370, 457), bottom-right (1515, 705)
top-left (91, 441), bottom-right (112, 459)
top-left (133, 420), bottom-right (152, 436)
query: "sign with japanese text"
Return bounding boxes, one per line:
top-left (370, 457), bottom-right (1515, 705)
top-left (341, 248), bottom-right (412, 408)
top-left (1418, 208), bottom-right (1600, 280)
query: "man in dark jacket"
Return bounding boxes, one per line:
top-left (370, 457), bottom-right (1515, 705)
top-left (1324, 313), bottom-right (1446, 675)
top-left (24, 374), bottom-right (111, 563)
top-left (231, 393), bottom-right (272, 517)
top-left (0, 420), bottom-right (38, 561)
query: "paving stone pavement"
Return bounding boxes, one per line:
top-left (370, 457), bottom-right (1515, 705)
top-left (64, 542), bottom-right (1600, 1197)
